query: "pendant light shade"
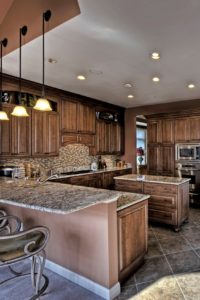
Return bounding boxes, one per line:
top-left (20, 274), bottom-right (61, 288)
top-left (0, 110), bottom-right (9, 120)
top-left (11, 26), bottom-right (29, 117)
top-left (11, 105), bottom-right (29, 117)
top-left (0, 38), bottom-right (9, 121)
top-left (34, 10), bottom-right (52, 112)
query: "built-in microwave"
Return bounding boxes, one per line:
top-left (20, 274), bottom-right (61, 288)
top-left (175, 143), bottom-right (200, 161)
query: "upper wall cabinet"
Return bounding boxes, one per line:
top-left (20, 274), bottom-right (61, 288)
top-left (32, 110), bottom-right (59, 156)
top-left (0, 104), bottom-right (59, 158)
top-left (162, 119), bottom-right (174, 144)
top-left (174, 118), bottom-right (189, 142)
top-left (147, 120), bottom-right (162, 144)
top-left (0, 104), bottom-right (31, 157)
top-left (61, 99), bottom-right (95, 134)
top-left (188, 117), bottom-right (200, 141)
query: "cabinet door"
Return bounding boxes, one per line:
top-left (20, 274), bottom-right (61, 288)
top-left (61, 99), bottom-right (78, 133)
top-left (32, 110), bottom-right (45, 156)
top-left (160, 145), bottom-right (175, 176)
top-left (162, 119), bottom-right (174, 144)
top-left (44, 112), bottom-right (59, 155)
top-left (0, 105), bottom-right (11, 156)
top-left (11, 109), bottom-right (31, 156)
top-left (96, 121), bottom-right (106, 153)
top-left (174, 118), bottom-right (189, 142)
top-left (111, 123), bottom-right (122, 153)
top-left (118, 201), bottom-right (148, 282)
top-left (147, 120), bottom-right (162, 144)
top-left (147, 145), bottom-right (160, 174)
top-left (78, 103), bottom-right (95, 134)
top-left (188, 117), bottom-right (200, 141)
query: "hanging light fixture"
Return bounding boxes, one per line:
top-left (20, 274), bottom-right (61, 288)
top-left (34, 10), bottom-right (52, 111)
top-left (11, 26), bottom-right (29, 117)
top-left (0, 38), bottom-right (9, 121)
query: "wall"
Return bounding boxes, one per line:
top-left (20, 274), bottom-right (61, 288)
top-left (0, 144), bottom-right (119, 175)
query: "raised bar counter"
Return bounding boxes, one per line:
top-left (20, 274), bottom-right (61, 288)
top-left (0, 177), bottom-right (149, 299)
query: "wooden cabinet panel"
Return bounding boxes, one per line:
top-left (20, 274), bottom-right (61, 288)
top-left (115, 180), bottom-right (143, 193)
top-left (32, 111), bottom-right (59, 156)
top-left (162, 119), bottom-right (174, 144)
top-left (79, 134), bottom-right (95, 147)
top-left (118, 201), bottom-right (148, 282)
top-left (61, 99), bottom-right (78, 133)
top-left (0, 105), bottom-right (11, 156)
top-left (111, 123), bottom-right (123, 153)
top-left (174, 118), bottom-right (189, 142)
top-left (188, 117), bottom-right (200, 141)
top-left (143, 183), bottom-right (177, 195)
top-left (160, 145), bottom-right (175, 176)
top-left (147, 145), bottom-right (160, 174)
top-left (78, 103), bottom-right (95, 134)
top-left (11, 108), bottom-right (31, 156)
top-left (149, 209), bottom-right (176, 225)
top-left (44, 112), bottom-right (59, 155)
top-left (62, 133), bottom-right (78, 146)
top-left (147, 120), bottom-right (161, 144)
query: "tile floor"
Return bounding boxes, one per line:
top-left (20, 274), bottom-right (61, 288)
top-left (117, 207), bottom-right (200, 300)
top-left (1, 208), bottom-right (200, 300)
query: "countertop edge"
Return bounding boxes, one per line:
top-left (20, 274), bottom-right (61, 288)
top-left (113, 176), bottom-right (190, 185)
top-left (116, 195), bottom-right (150, 211)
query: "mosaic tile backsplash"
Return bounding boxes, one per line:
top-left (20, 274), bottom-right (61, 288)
top-left (0, 144), bottom-right (119, 176)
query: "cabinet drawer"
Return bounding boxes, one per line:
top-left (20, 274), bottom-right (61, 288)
top-left (62, 134), bottom-right (78, 145)
top-left (115, 180), bottom-right (143, 193)
top-left (149, 195), bottom-right (177, 209)
top-left (144, 183), bottom-right (177, 195)
top-left (149, 209), bottom-right (177, 225)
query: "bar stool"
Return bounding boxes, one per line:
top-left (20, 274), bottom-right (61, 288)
top-left (0, 221), bottom-right (50, 299)
top-left (0, 209), bottom-right (22, 234)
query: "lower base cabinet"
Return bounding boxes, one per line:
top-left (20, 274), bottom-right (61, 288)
top-left (117, 200), bottom-right (148, 282)
top-left (53, 168), bottom-right (132, 189)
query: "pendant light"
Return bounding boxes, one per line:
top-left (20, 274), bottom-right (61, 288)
top-left (11, 26), bottom-right (29, 117)
top-left (34, 10), bottom-right (52, 111)
top-left (0, 38), bottom-right (9, 121)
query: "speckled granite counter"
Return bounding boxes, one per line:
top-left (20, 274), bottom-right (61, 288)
top-left (113, 174), bottom-right (190, 185)
top-left (0, 178), bottom-right (149, 214)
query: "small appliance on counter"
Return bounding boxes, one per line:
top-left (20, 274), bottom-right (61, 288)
top-left (0, 166), bottom-right (15, 177)
top-left (91, 161), bottom-right (98, 171)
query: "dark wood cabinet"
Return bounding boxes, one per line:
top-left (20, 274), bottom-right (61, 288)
top-left (78, 103), bottom-right (96, 134)
top-left (11, 108), bottom-right (31, 156)
top-left (147, 145), bottom-right (160, 175)
top-left (96, 120), bottom-right (123, 154)
top-left (0, 105), bottom-right (12, 156)
top-left (160, 145), bottom-right (175, 176)
top-left (147, 120), bottom-right (162, 144)
top-left (61, 99), bottom-right (95, 134)
top-left (188, 116), bottom-right (200, 141)
top-left (162, 119), bottom-right (174, 144)
top-left (32, 110), bottom-right (59, 156)
top-left (174, 118), bottom-right (189, 142)
top-left (117, 200), bottom-right (148, 282)
top-left (61, 99), bottom-right (78, 133)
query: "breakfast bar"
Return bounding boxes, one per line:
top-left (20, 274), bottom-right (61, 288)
top-left (0, 178), bottom-right (149, 300)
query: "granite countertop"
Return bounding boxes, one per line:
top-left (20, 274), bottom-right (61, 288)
top-left (114, 174), bottom-right (190, 185)
top-left (50, 166), bottom-right (132, 180)
top-left (0, 178), bottom-right (149, 214)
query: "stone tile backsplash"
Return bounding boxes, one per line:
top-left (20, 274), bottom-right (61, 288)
top-left (0, 144), bottom-right (119, 176)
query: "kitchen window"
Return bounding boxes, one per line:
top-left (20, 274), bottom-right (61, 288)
top-left (136, 125), bottom-right (147, 165)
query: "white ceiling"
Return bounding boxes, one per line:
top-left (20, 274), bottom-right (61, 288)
top-left (3, 0), bottom-right (200, 108)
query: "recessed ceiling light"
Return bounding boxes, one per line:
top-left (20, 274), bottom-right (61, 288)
top-left (151, 52), bottom-right (160, 60)
top-left (152, 77), bottom-right (160, 82)
top-left (128, 94), bottom-right (134, 98)
top-left (188, 83), bottom-right (195, 89)
top-left (77, 75), bottom-right (86, 80)
top-left (124, 83), bottom-right (132, 88)
top-left (48, 58), bottom-right (57, 64)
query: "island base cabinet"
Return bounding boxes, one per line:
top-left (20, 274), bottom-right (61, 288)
top-left (117, 200), bottom-right (148, 282)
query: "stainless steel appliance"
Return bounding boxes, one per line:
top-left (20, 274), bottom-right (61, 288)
top-left (175, 162), bottom-right (200, 203)
top-left (0, 166), bottom-right (15, 177)
top-left (175, 143), bottom-right (200, 161)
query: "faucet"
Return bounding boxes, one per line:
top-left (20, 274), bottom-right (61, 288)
top-left (37, 174), bottom-right (59, 184)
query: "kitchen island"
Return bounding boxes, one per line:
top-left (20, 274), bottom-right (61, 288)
top-left (114, 174), bottom-right (190, 231)
top-left (0, 178), bottom-right (149, 300)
